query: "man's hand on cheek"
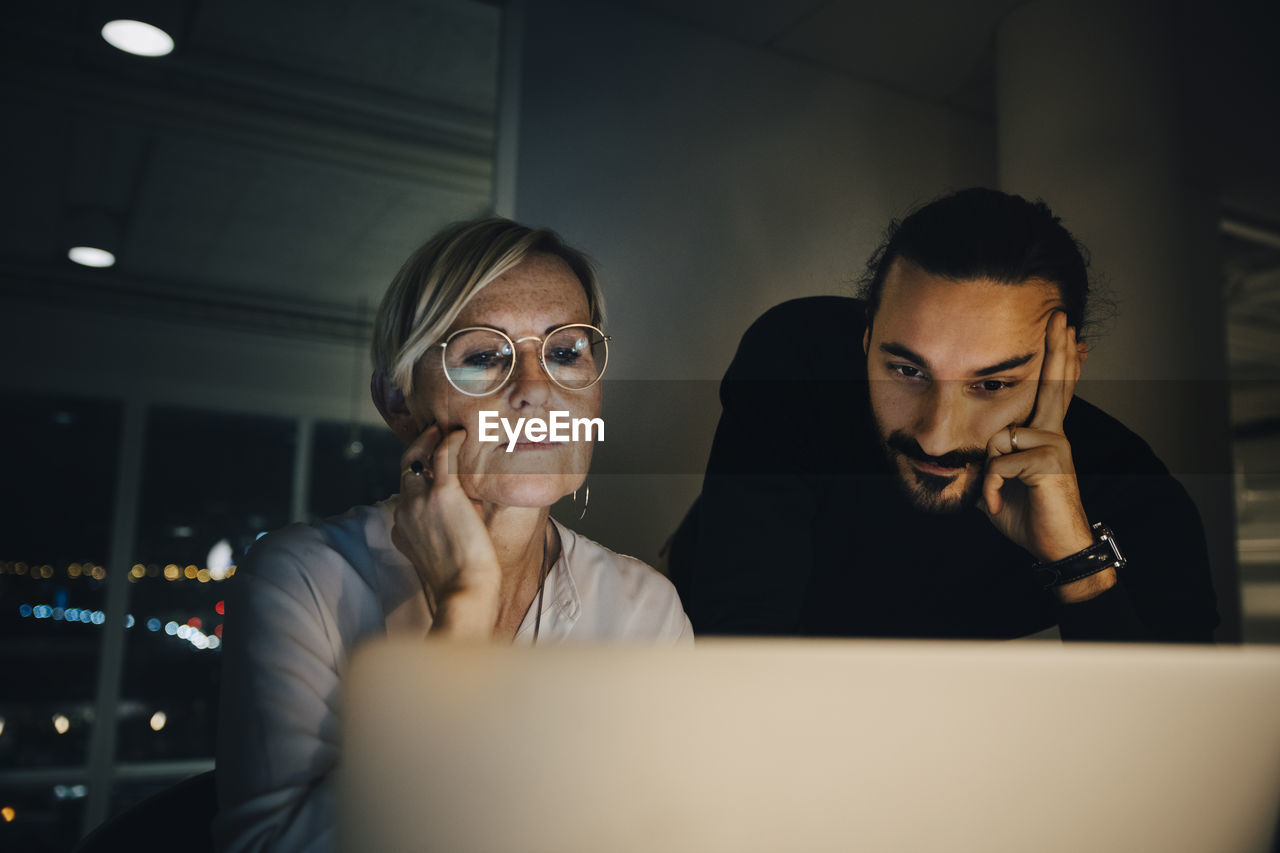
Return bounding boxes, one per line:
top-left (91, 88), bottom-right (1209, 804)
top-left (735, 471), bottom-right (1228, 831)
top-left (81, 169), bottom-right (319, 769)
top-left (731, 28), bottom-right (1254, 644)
top-left (979, 313), bottom-right (1100, 594)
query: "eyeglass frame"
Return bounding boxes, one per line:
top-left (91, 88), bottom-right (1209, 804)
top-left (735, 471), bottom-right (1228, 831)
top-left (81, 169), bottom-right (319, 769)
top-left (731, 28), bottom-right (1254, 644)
top-left (435, 323), bottom-right (612, 397)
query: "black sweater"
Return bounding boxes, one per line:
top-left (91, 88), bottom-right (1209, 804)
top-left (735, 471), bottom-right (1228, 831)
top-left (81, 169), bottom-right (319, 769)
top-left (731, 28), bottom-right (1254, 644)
top-left (671, 296), bottom-right (1219, 642)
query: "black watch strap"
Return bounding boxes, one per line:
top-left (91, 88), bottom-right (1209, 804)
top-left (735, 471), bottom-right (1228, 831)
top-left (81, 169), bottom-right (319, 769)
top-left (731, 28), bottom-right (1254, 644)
top-left (1032, 523), bottom-right (1126, 589)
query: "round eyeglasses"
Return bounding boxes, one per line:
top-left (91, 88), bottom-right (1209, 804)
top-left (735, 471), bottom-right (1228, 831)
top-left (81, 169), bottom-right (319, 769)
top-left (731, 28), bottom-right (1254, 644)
top-left (437, 324), bottom-right (611, 397)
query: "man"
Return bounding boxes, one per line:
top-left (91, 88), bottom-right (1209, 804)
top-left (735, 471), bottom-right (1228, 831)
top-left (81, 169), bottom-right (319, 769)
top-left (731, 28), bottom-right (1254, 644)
top-left (670, 188), bottom-right (1218, 642)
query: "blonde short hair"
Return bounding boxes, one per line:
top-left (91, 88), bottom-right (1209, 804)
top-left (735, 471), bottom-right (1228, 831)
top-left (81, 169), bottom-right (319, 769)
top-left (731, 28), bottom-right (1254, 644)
top-left (372, 218), bottom-right (605, 393)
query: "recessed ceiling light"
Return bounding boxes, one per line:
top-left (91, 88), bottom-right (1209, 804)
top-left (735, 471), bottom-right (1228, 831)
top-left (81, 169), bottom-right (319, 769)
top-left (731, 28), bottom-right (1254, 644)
top-left (101, 19), bottom-right (174, 57)
top-left (68, 246), bottom-right (117, 268)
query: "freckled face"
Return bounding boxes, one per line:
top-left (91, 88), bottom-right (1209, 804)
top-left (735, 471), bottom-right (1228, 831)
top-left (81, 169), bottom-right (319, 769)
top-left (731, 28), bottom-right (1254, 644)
top-left (863, 260), bottom-right (1061, 513)
top-left (406, 253), bottom-right (602, 508)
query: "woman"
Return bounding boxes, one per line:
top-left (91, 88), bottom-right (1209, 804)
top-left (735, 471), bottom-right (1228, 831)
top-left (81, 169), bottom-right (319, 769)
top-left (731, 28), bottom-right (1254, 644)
top-left (214, 219), bottom-right (691, 852)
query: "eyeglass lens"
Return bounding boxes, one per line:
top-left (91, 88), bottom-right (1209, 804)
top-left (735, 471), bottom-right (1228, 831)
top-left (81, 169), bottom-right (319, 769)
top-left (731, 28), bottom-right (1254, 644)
top-left (443, 326), bottom-right (606, 395)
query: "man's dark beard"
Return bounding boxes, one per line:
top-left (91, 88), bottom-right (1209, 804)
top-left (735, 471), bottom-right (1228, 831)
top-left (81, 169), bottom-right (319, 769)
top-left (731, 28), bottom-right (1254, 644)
top-left (883, 431), bottom-right (987, 513)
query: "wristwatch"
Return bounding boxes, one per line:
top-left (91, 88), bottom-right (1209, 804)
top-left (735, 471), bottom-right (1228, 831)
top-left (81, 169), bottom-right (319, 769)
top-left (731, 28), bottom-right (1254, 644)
top-left (1031, 523), bottom-right (1126, 589)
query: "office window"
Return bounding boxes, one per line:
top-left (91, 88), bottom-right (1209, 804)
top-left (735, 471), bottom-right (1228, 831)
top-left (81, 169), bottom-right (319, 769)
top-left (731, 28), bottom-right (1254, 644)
top-left (0, 394), bottom-right (121, 764)
top-left (117, 407), bottom-right (295, 763)
top-left (0, 393), bottom-right (122, 849)
top-left (308, 421), bottom-right (403, 519)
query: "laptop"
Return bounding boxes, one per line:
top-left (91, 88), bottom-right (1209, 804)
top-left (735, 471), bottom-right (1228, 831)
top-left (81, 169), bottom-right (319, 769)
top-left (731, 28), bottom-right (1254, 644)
top-left (340, 639), bottom-right (1280, 853)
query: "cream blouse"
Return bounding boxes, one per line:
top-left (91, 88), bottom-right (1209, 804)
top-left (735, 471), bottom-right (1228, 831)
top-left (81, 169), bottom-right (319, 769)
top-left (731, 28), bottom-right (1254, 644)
top-left (213, 498), bottom-right (692, 852)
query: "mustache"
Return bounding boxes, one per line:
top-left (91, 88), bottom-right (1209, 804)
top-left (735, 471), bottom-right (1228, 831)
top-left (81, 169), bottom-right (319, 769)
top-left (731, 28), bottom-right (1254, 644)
top-left (886, 432), bottom-right (987, 469)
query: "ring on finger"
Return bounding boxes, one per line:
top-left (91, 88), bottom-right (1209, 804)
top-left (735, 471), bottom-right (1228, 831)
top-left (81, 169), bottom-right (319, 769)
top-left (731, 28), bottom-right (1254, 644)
top-left (1009, 425), bottom-right (1019, 452)
top-left (401, 460), bottom-right (425, 478)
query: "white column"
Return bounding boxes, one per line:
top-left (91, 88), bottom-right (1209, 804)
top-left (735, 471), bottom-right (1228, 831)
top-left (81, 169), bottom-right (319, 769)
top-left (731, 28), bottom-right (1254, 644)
top-left (290, 417), bottom-right (315, 524)
top-left (83, 398), bottom-right (147, 833)
top-left (492, 0), bottom-right (525, 219)
top-left (997, 0), bottom-right (1239, 639)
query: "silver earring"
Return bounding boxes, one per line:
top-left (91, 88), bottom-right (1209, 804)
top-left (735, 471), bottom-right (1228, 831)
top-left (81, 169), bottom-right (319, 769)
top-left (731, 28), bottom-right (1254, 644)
top-left (572, 484), bottom-right (590, 520)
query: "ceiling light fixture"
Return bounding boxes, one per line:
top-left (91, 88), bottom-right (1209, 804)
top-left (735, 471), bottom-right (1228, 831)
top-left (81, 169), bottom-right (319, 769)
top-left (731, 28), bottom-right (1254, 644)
top-left (65, 208), bottom-right (124, 269)
top-left (101, 19), bottom-right (174, 57)
top-left (68, 246), bottom-right (117, 268)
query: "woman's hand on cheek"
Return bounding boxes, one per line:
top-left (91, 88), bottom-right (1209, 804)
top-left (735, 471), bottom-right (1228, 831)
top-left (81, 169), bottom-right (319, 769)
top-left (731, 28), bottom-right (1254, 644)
top-left (392, 425), bottom-right (501, 638)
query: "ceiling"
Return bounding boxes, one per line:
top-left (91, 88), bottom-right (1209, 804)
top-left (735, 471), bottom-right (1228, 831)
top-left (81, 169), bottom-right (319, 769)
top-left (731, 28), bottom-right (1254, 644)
top-left (1, 0), bottom-right (1277, 379)
top-left (623, 0), bottom-right (1024, 114)
top-left (1, 0), bottom-right (501, 341)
